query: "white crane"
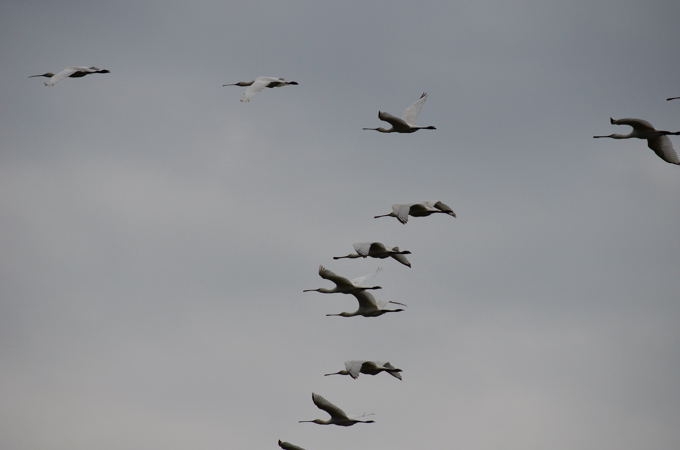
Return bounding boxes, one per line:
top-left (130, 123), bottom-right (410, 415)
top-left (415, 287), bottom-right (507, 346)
top-left (333, 242), bottom-right (412, 268)
top-left (666, 97), bottom-right (680, 101)
top-left (374, 201), bottom-right (456, 224)
top-left (303, 265), bottom-right (382, 294)
top-left (593, 117), bottom-right (680, 165)
top-left (29, 66), bottom-right (110, 86)
top-left (278, 440), bottom-right (305, 450)
top-left (363, 92), bottom-right (436, 133)
top-left (299, 393), bottom-right (375, 426)
top-left (326, 290), bottom-right (406, 318)
top-left (325, 360), bottom-right (403, 380)
top-left (222, 76), bottom-right (298, 102)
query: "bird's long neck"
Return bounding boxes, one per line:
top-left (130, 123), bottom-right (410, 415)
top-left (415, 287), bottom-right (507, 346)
top-left (303, 288), bottom-right (333, 293)
top-left (374, 213), bottom-right (394, 219)
top-left (414, 125), bottom-right (436, 130)
top-left (362, 127), bottom-right (391, 133)
top-left (332, 254), bottom-right (360, 260)
top-left (299, 419), bottom-right (329, 425)
top-left (324, 370), bottom-right (348, 376)
top-left (593, 133), bottom-right (633, 139)
top-left (326, 312), bottom-right (355, 317)
top-left (29, 73), bottom-right (53, 78)
top-left (224, 81), bottom-right (254, 87)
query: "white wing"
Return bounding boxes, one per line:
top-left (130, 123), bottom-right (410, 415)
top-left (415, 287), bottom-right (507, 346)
top-left (351, 266), bottom-right (382, 287)
top-left (43, 66), bottom-right (84, 86)
top-left (401, 92), bottom-right (428, 126)
top-left (647, 135), bottom-right (680, 164)
top-left (241, 76), bottom-right (279, 102)
top-left (352, 242), bottom-right (372, 257)
top-left (393, 204), bottom-right (411, 224)
top-left (344, 360), bottom-right (364, 379)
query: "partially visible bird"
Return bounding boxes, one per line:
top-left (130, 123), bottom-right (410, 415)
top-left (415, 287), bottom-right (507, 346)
top-left (593, 117), bottom-right (680, 165)
top-left (299, 393), bottom-right (375, 426)
top-left (303, 265), bottom-right (382, 294)
top-left (278, 440), bottom-right (305, 450)
top-left (325, 360), bottom-right (403, 380)
top-left (222, 76), bottom-right (299, 102)
top-left (374, 201), bottom-right (456, 224)
top-left (29, 66), bottom-right (110, 86)
top-left (326, 290), bottom-right (406, 318)
top-left (363, 92), bottom-right (436, 133)
top-left (333, 242), bottom-right (412, 268)
top-left (666, 97), bottom-right (680, 101)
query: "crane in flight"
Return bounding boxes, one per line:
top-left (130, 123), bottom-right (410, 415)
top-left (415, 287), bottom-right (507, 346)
top-left (303, 265), bottom-right (382, 294)
top-left (29, 66), bottom-right (110, 86)
top-left (325, 290), bottom-right (405, 318)
top-left (222, 76), bottom-right (298, 102)
top-left (299, 393), bottom-right (375, 426)
top-left (593, 117), bottom-right (680, 165)
top-left (333, 242), bottom-right (412, 268)
top-left (363, 92), bottom-right (436, 133)
top-left (325, 360), bottom-right (403, 380)
top-left (374, 201), bottom-right (456, 224)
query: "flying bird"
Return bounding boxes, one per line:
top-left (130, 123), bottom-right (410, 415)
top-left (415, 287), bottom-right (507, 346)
top-left (374, 201), bottom-right (456, 224)
top-left (303, 265), bottom-right (382, 294)
top-left (333, 242), bottom-right (412, 268)
top-left (222, 76), bottom-right (299, 102)
top-left (363, 92), bottom-right (436, 133)
top-left (325, 360), bottom-right (403, 380)
top-left (278, 440), bottom-right (305, 450)
top-left (29, 66), bottom-right (110, 86)
top-left (325, 290), bottom-right (406, 318)
top-left (666, 97), bottom-right (680, 101)
top-left (299, 393), bottom-right (375, 426)
top-left (593, 117), bottom-right (680, 165)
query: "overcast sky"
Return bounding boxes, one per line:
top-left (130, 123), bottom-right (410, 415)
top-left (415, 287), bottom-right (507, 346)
top-left (1, 1), bottom-right (679, 450)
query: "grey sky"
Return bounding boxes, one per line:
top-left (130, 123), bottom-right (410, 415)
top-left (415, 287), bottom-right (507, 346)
top-left (1, 1), bottom-right (679, 450)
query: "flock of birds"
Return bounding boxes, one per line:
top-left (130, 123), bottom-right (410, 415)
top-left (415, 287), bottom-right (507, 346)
top-left (28, 64), bottom-right (680, 450)
top-left (289, 197), bottom-right (456, 448)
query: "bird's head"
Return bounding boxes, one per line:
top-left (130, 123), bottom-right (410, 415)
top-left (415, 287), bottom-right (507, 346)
top-left (423, 125), bottom-right (437, 130)
top-left (98, 69), bottom-right (111, 74)
top-left (609, 117), bottom-right (616, 124)
top-left (288, 81), bottom-right (299, 85)
top-left (29, 73), bottom-right (54, 78)
top-left (323, 370), bottom-right (349, 376)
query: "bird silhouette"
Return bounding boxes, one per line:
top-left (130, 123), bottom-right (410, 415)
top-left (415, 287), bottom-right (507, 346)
top-left (325, 360), bottom-right (403, 380)
top-left (363, 92), bottom-right (436, 133)
top-left (374, 201), bottom-right (456, 224)
top-left (29, 66), bottom-right (110, 86)
top-left (222, 76), bottom-right (298, 102)
top-left (593, 117), bottom-right (680, 165)
top-left (299, 393), bottom-right (375, 426)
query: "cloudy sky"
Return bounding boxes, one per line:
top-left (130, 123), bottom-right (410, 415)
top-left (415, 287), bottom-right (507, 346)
top-left (1, 1), bottom-right (679, 449)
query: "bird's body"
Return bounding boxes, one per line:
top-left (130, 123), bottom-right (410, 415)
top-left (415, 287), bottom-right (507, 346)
top-left (333, 242), bottom-right (412, 268)
top-left (278, 440), bottom-right (305, 450)
top-left (374, 201), bottom-right (456, 224)
top-left (326, 290), bottom-right (405, 318)
top-left (363, 92), bottom-right (436, 133)
top-left (593, 117), bottom-right (680, 165)
top-left (303, 265), bottom-right (382, 294)
top-left (29, 66), bottom-right (110, 86)
top-left (325, 360), bottom-right (403, 380)
top-left (299, 393), bottom-right (374, 426)
top-left (222, 76), bottom-right (298, 102)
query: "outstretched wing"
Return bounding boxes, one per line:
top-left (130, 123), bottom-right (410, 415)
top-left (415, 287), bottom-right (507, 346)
top-left (352, 290), bottom-right (379, 311)
top-left (402, 92), bottom-right (428, 126)
top-left (312, 393), bottom-right (349, 420)
top-left (611, 117), bottom-right (656, 132)
top-left (390, 250), bottom-right (412, 268)
top-left (647, 135), bottom-right (680, 164)
top-left (393, 204), bottom-right (411, 224)
top-left (433, 200), bottom-right (456, 216)
top-left (44, 66), bottom-right (83, 86)
top-left (278, 440), bottom-right (306, 450)
top-left (241, 77), bottom-right (276, 102)
top-left (368, 242), bottom-right (388, 254)
top-left (351, 266), bottom-right (382, 287)
top-left (352, 242), bottom-right (373, 257)
top-left (344, 360), bottom-right (364, 379)
top-left (378, 110), bottom-right (409, 129)
top-left (318, 265), bottom-right (354, 288)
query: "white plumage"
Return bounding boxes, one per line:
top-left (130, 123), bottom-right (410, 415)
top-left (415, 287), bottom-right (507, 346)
top-left (222, 76), bottom-right (299, 102)
top-left (363, 92), bottom-right (436, 133)
top-left (29, 66), bottom-right (110, 86)
top-left (325, 360), bottom-right (403, 380)
top-left (298, 393), bottom-right (375, 426)
top-left (374, 201), bottom-right (456, 224)
top-left (593, 117), bottom-right (680, 165)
